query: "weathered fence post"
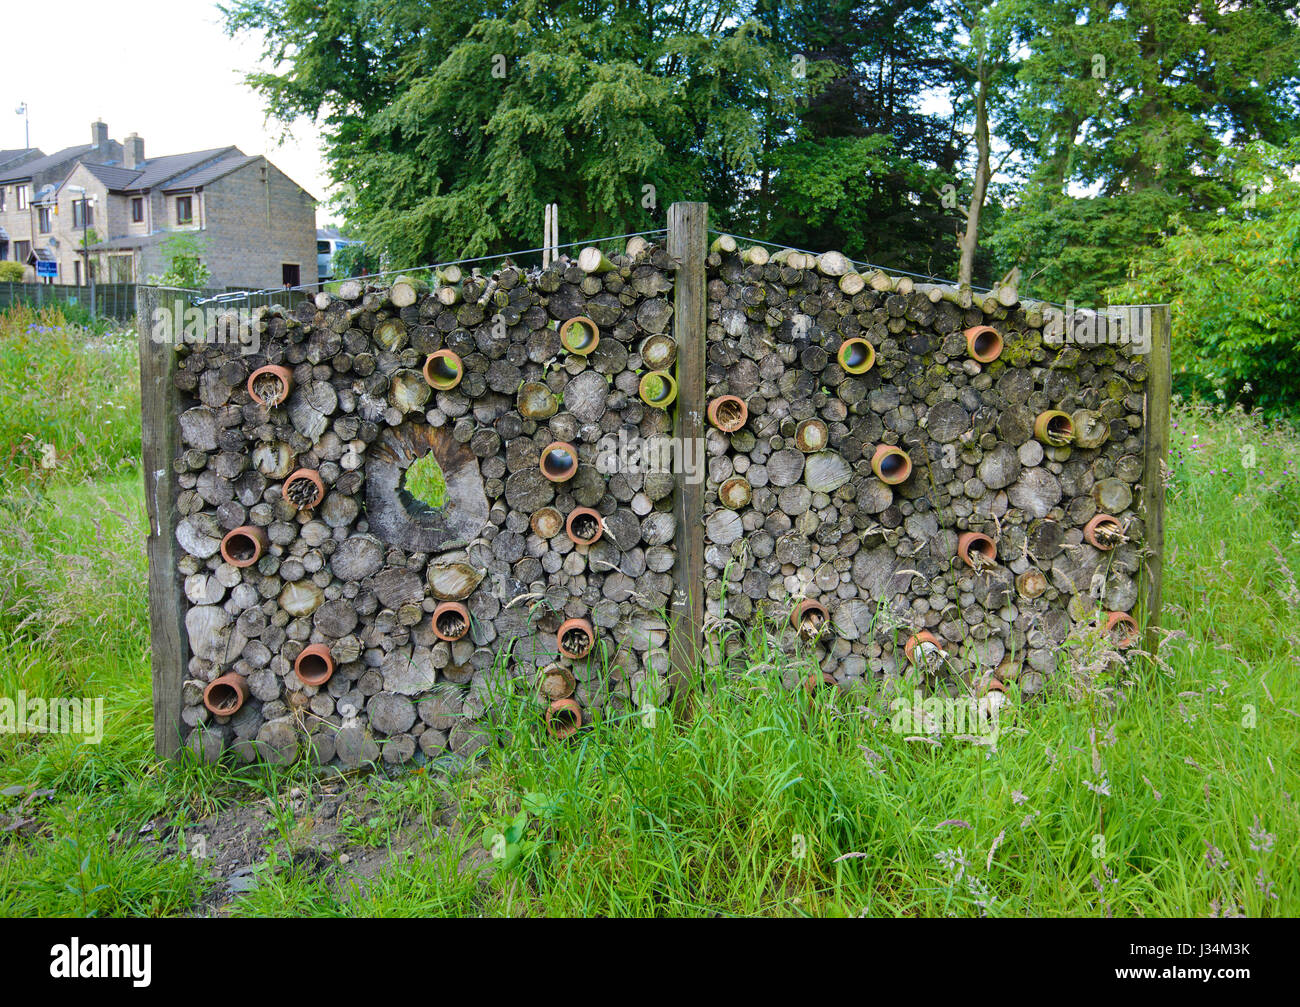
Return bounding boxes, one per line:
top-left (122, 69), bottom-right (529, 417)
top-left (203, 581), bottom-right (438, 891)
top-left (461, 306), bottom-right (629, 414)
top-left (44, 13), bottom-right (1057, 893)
top-left (138, 286), bottom-right (188, 757)
top-left (667, 202), bottom-right (708, 709)
top-left (1140, 303), bottom-right (1171, 656)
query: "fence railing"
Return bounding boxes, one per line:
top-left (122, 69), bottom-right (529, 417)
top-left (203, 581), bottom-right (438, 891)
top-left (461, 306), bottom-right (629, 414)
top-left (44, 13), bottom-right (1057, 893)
top-left (0, 282), bottom-right (313, 324)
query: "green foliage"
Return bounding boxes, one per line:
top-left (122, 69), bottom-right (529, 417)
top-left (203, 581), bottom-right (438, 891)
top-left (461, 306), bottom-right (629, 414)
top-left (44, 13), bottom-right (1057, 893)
top-left (403, 451), bottom-right (447, 509)
top-left (328, 241), bottom-right (373, 280)
top-left (0, 261), bottom-right (25, 283)
top-left (1109, 142), bottom-right (1300, 414)
top-left (993, 0), bottom-right (1300, 302)
top-left (146, 233), bottom-right (211, 289)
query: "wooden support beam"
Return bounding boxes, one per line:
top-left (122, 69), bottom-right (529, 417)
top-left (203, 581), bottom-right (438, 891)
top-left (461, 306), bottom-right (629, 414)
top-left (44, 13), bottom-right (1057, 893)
top-left (667, 202), bottom-right (707, 712)
top-left (1139, 304), bottom-right (1171, 658)
top-left (138, 287), bottom-right (188, 758)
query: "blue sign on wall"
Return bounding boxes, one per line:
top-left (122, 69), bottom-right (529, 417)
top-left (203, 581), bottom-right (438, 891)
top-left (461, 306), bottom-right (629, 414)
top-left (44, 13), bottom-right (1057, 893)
top-left (35, 260), bottom-right (58, 278)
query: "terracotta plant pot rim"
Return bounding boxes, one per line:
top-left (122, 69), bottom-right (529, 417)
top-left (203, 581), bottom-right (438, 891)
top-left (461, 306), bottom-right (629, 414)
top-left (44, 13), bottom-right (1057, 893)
top-left (432, 601), bottom-right (471, 642)
top-left (790, 598), bottom-right (829, 638)
top-left (294, 643), bottom-right (335, 687)
top-left (837, 337), bottom-right (876, 374)
top-left (638, 370), bottom-right (678, 408)
top-left (247, 364), bottom-right (294, 406)
top-left (1084, 513), bottom-right (1123, 550)
top-left (545, 697), bottom-right (583, 740)
top-left (565, 507), bottom-right (604, 546)
top-left (1034, 409), bottom-right (1075, 446)
top-left (539, 441), bottom-right (579, 482)
top-left (559, 316), bottom-right (600, 355)
top-left (871, 444), bottom-right (912, 485)
top-left (203, 672), bottom-right (249, 716)
top-left (423, 349), bottom-right (464, 390)
top-left (556, 617), bottom-right (595, 659)
top-left (964, 325), bottom-right (1003, 363)
top-left (707, 395), bottom-right (748, 433)
top-left (803, 670), bottom-right (836, 694)
top-left (1104, 611), bottom-right (1140, 648)
top-left (220, 525), bottom-right (269, 568)
top-left (904, 630), bottom-right (941, 664)
top-left (283, 468), bottom-right (325, 510)
top-left (957, 530), bottom-right (997, 569)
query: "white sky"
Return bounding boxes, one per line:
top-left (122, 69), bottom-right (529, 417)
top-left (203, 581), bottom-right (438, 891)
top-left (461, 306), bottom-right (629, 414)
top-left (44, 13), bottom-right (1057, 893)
top-left (5, 0), bottom-right (334, 225)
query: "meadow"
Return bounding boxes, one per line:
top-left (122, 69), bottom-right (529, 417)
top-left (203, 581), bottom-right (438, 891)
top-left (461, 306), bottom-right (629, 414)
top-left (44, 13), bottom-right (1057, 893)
top-left (0, 304), bottom-right (1295, 917)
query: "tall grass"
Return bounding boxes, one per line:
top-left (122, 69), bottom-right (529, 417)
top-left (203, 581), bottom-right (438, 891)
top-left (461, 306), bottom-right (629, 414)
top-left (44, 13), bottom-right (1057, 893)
top-left (0, 308), bottom-right (1295, 917)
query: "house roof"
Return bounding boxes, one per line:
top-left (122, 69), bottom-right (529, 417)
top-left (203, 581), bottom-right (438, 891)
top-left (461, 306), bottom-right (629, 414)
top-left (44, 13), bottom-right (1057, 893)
top-left (28, 247), bottom-right (57, 263)
top-left (82, 162), bottom-right (145, 191)
top-left (0, 144), bottom-right (95, 183)
top-left (123, 147), bottom-right (238, 192)
top-left (84, 232), bottom-right (169, 252)
top-left (162, 153), bottom-right (258, 192)
top-left (0, 148), bottom-right (38, 167)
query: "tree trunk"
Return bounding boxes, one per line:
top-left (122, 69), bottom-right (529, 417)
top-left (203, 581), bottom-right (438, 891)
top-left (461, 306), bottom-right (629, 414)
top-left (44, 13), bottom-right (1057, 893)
top-left (958, 46), bottom-right (991, 289)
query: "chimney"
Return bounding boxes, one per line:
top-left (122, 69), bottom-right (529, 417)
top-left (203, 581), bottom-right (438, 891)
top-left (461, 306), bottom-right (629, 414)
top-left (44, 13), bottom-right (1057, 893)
top-left (90, 119), bottom-right (109, 151)
top-left (124, 133), bottom-right (145, 169)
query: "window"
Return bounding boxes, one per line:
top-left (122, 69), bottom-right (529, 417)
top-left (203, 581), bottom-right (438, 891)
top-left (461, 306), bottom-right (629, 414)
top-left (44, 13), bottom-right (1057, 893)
top-left (108, 254), bottom-right (133, 282)
top-left (16, 185), bottom-right (28, 210)
top-left (131, 197), bottom-right (144, 223)
top-left (74, 260), bottom-right (82, 286)
top-left (281, 263), bottom-right (300, 287)
top-left (317, 240), bottom-right (331, 254)
top-left (0, 188), bottom-right (6, 212)
top-left (14, 240), bottom-right (30, 263)
top-left (72, 199), bottom-right (93, 229)
top-left (37, 207), bottom-right (51, 233)
top-left (175, 195), bottom-right (193, 224)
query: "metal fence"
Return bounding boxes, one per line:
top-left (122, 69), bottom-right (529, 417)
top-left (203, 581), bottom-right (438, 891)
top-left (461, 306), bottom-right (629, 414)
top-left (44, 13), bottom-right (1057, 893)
top-left (0, 282), bottom-right (315, 324)
top-left (0, 282), bottom-right (140, 322)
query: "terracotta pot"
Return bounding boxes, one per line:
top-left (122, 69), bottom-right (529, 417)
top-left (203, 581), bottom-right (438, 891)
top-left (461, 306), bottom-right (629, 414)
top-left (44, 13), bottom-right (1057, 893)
top-left (565, 507), bottom-right (604, 546)
top-left (220, 525), bottom-right (269, 568)
top-left (837, 337), bottom-right (876, 374)
top-left (1104, 611), bottom-right (1140, 649)
top-left (957, 531), bottom-right (997, 570)
top-left (422, 349), bottom-right (463, 390)
top-left (973, 673), bottom-right (1007, 697)
top-left (556, 617), bottom-right (595, 659)
top-left (539, 441), bottom-right (579, 482)
top-left (1084, 513), bottom-right (1124, 551)
top-left (545, 697), bottom-right (583, 740)
top-left (871, 444), bottom-right (912, 485)
top-left (794, 418), bottom-right (829, 453)
top-left (539, 663), bottom-right (576, 701)
top-left (964, 325), bottom-right (1003, 363)
top-left (790, 598), bottom-right (829, 640)
top-left (707, 395), bottom-right (748, 433)
top-left (203, 672), bottom-right (249, 716)
top-left (1034, 410), bottom-right (1074, 446)
top-left (559, 316), bottom-right (600, 355)
top-left (246, 364), bottom-right (294, 406)
top-left (638, 370), bottom-right (678, 408)
top-left (530, 506), bottom-right (564, 539)
top-left (904, 630), bottom-right (942, 665)
top-left (432, 601), bottom-right (471, 642)
top-left (294, 643), bottom-right (335, 687)
top-left (283, 468), bottom-right (325, 510)
top-left (802, 670), bottom-right (836, 695)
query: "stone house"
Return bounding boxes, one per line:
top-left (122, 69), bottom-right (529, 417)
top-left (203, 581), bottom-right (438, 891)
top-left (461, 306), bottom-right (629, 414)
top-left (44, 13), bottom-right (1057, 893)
top-left (0, 120), bottom-right (316, 289)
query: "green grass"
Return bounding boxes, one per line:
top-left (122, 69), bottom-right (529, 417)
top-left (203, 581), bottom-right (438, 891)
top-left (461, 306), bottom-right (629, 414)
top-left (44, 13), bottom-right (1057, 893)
top-left (0, 307), bottom-right (1296, 916)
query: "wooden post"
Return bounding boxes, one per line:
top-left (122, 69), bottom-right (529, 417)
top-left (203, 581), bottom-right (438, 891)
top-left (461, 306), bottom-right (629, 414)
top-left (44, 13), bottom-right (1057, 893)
top-left (138, 286), bottom-right (189, 758)
top-left (667, 202), bottom-right (707, 710)
top-left (1139, 304), bottom-right (1171, 657)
